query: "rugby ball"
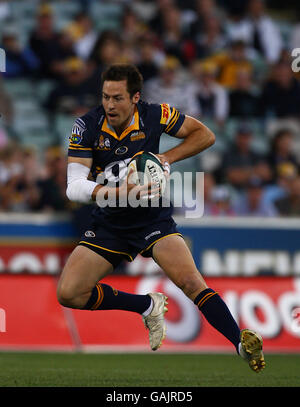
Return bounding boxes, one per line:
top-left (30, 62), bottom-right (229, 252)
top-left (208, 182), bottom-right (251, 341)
top-left (128, 152), bottom-right (166, 198)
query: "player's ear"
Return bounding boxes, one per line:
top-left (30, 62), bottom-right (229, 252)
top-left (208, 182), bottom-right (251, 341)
top-left (132, 92), bottom-right (140, 104)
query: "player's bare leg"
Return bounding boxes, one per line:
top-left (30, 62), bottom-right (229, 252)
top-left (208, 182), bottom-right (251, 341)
top-left (57, 245), bottom-right (165, 350)
top-left (152, 235), bottom-right (265, 372)
top-left (152, 235), bottom-right (208, 301)
top-left (57, 245), bottom-right (113, 309)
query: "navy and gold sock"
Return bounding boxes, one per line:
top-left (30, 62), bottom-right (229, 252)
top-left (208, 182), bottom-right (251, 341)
top-left (83, 283), bottom-right (152, 314)
top-left (194, 288), bottom-right (240, 353)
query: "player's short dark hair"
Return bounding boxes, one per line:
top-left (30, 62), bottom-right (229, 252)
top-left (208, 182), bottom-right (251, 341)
top-left (101, 64), bottom-right (143, 97)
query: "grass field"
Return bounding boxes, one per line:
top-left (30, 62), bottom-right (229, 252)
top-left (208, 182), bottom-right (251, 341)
top-left (0, 352), bottom-right (299, 387)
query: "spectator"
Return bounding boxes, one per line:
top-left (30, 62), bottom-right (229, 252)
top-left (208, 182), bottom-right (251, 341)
top-left (50, 30), bottom-right (77, 79)
top-left (217, 124), bottom-right (270, 189)
top-left (0, 76), bottom-right (14, 126)
top-left (66, 12), bottom-right (98, 61)
top-left (149, 0), bottom-right (177, 36)
top-left (229, 68), bottom-right (260, 117)
top-left (1, 30), bottom-right (39, 78)
top-left (207, 185), bottom-right (236, 216)
top-left (233, 176), bottom-right (278, 216)
top-left (89, 31), bottom-right (123, 73)
top-left (188, 0), bottom-right (220, 40)
top-left (136, 35), bottom-right (162, 83)
top-left (275, 176), bottom-right (300, 216)
top-left (143, 56), bottom-right (200, 117)
top-left (263, 161), bottom-right (298, 206)
top-left (29, 4), bottom-right (60, 79)
top-left (190, 60), bottom-right (229, 127)
top-left (260, 62), bottom-right (300, 119)
top-left (226, 0), bottom-right (283, 63)
top-left (193, 15), bottom-right (228, 59)
top-left (0, 145), bottom-right (40, 211)
top-left (158, 5), bottom-right (190, 64)
top-left (35, 146), bottom-right (69, 212)
top-left (267, 129), bottom-right (299, 181)
top-left (206, 39), bottom-right (253, 88)
top-left (121, 7), bottom-right (147, 46)
top-left (45, 57), bottom-right (98, 116)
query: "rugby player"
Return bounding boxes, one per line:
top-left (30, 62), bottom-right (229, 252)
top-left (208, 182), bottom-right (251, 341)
top-left (57, 64), bottom-right (265, 372)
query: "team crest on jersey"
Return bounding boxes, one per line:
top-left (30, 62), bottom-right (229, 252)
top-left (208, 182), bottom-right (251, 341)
top-left (69, 118), bottom-right (86, 144)
top-left (97, 135), bottom-right (111, 150)
top-left (130, 131), bottom-right (146, 141)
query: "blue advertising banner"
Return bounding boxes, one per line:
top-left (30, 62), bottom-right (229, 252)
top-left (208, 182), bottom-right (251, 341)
top-left (176, 217), bottom-right (300, 277)
top-left (0, 214), bottom-right (299, 276)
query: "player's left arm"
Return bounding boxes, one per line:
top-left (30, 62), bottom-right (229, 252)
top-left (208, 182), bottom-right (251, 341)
top-left (158, 115), bottom-right (215, 165)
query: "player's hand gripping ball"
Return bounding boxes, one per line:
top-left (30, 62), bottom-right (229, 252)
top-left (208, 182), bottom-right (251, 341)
top-left (128, 152), bottom-right (167, 199)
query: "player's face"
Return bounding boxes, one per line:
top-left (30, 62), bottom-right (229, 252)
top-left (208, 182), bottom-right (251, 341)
top-left (102, 80), bottom-right (140, 132)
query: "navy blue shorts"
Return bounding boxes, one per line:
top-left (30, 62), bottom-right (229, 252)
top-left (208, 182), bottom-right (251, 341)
top-left (78, 218), bottom-right (182, 268)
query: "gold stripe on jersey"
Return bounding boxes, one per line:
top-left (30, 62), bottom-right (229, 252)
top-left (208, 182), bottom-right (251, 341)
top-left (165, 108), bottom-right (178, 129)
top-left (160, 103), bottom-right (171, 125)
top-left (68, 145), bottom-right (92, 151)
top-left (165, 109), bottom-right (179, 133)
top-left (69, 142), bottom-right (92, 149)
top-left (101, 107), bottom-right (139, 141)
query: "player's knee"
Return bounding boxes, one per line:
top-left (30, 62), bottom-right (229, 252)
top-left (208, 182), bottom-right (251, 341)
top-left (56, 283), bottom-right (79, 308)
top-left (177, 272), bottom-right (206, 298)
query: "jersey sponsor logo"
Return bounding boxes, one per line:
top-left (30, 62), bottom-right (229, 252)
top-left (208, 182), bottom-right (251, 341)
top-left (115, 146), bottom-right (128, 155)
top-left (160, 103), bottom-right (171, 125)
top-left (84, 230), bottom-right (96, 238)
top-left (130, 131), bottom-right (146, 141)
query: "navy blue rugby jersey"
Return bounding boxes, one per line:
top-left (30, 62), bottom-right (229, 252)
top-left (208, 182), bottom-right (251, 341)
top-left (68, 100), bottom-right (185, 229)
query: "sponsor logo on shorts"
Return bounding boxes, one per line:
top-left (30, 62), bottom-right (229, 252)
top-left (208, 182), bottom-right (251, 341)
top-left (145, 230), bottom-right (161, 240)
top-left (85, 230), bottom-right (96, 238)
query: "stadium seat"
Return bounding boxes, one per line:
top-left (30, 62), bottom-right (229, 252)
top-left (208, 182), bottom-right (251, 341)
top-left (19, 128), bottom-right (56, 151)
top-left (9, 0), bottom-right (37, 21)
top-left (3, 79), bottom-right (36, 100)
top-left (50, 1), bottom-right (81, 18)
top-left (34, 80), bottom-right (57, 104)
top-left (90, 2), bottom-right (122, 31)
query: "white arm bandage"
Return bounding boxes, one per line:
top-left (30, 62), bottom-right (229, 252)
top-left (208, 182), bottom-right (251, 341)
top-left (66, 162), bottom-right (98, 203)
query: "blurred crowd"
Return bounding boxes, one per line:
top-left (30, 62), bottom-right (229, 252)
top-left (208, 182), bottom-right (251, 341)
top-left (0, 0), bottom-right (300, 216)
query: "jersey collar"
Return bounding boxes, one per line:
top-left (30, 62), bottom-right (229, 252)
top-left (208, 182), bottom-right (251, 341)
top-left (102, 106), bottom-right (139, 141)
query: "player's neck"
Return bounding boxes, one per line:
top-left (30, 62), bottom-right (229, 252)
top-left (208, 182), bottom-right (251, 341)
top-left (113, 109), bottom-right (136, 136)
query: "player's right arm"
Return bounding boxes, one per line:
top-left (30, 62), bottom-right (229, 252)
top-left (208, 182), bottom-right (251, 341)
top-left (67, 156), bottom-right (101, 203)
top-left (67, 156), bottom-right (155, 203)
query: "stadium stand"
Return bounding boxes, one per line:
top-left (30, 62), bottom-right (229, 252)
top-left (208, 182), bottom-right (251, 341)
top-left (0, 0), bottom-right (299, 215)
